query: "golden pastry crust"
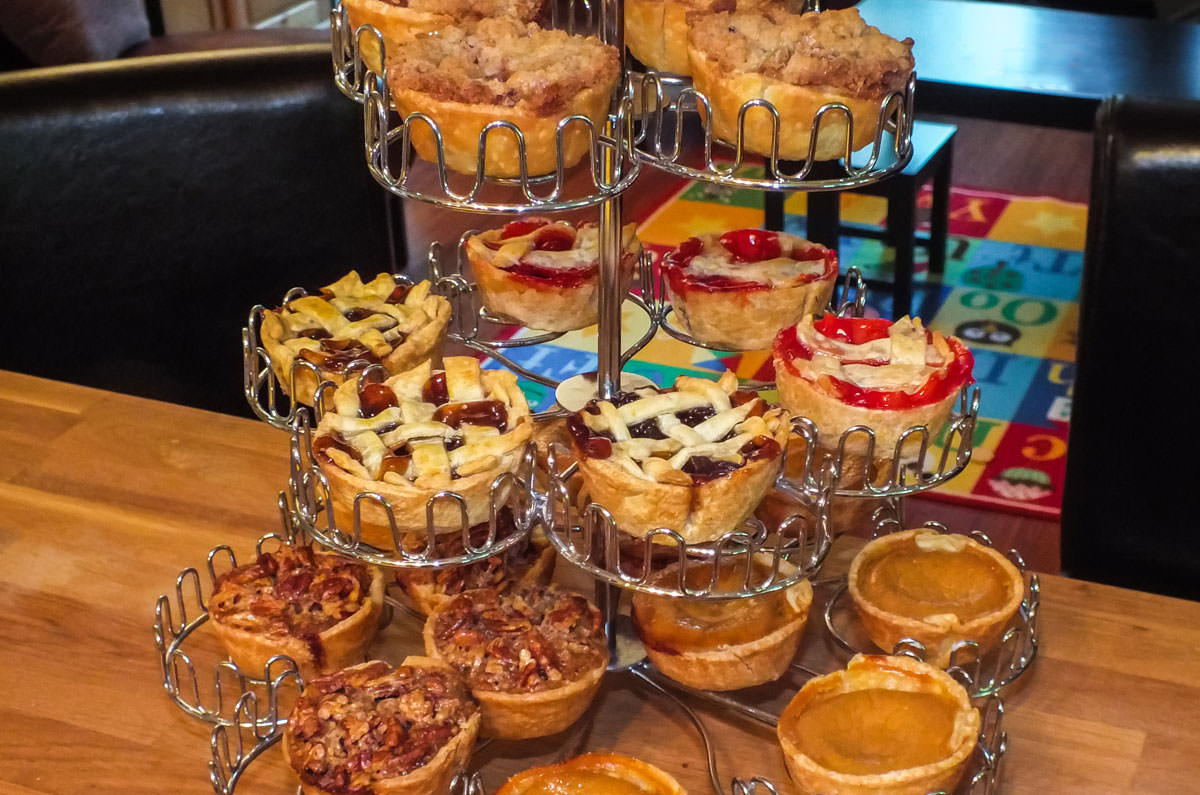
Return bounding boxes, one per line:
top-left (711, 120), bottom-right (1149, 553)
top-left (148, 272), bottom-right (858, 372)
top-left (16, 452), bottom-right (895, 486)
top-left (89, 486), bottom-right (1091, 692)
top-left (208, 545), bottom-right (385, 682)
top-left (386, 19), bottom-right (620, 177)
top-left (848, 529), bottom-right (1025, 668)
top-left (423, 585), bottom-right (609, 740)
top-left (283, 658), bottom-right (479, 795)
top-left (394, 513), bottom-right (557, 615)
top-left (777, 654), bottom-right (980, 795)
top-left (343, 0), bottom-right (545, 74)
top-left (312, 357), bottom-right (533, 545)
top-left (688, 8), bottom-right (914, 160)
top-left (568, 371), bottom-right (790, 543)
top-left (663, 229), bottom-right (838, 350)
top-left (260, 272), bottom-right (451, 408)
top-left (465, 218), bottom-right (641, 332)
top-left (632, 557), bottom-right (812, 690)
top-left (496, 753), bottom-right (687, 794)
top-left (625, 0), bottom-right (778, 76)
top-left (772, 314), bottom-right (974, 460)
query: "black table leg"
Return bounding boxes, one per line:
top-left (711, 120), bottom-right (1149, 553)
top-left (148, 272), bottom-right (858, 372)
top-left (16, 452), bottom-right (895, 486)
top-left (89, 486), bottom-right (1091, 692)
top-left (764, 191), bottom-right (786, 231)
top-left (890, 192), bottom-right (916, 319)
top-left (928, 137), bottom-right (954, 276)
top-left (804, 192), bottom-right (841, 255)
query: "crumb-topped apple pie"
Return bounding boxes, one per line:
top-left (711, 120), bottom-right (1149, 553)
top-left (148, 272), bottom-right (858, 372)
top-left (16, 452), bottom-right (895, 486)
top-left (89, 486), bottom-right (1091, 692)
top-left (625, 0), bottom-right (780, 77)
top-left (497, 753), bottom-right (686, 794)
top-left (208, 544), bottom-right (385, 681)
top-left (772, 314), bottom-right (973, 459)
top-left (385, 18), bottom-right (620, 177)
top-left (260, 271), bottom-right (451, 408)
top-left (311, 356), bottom-right (532, 545)
top-left (566, 371), bottom-right (790, 542)
top-left (777, 654), bottom-right (980, 795)
top-left (283, 658), bottom-right (479, 795)
top-left (687, 7), bottom-right (914, 160)
top-left (465, 217), bottom-right (641, 332)
top-left (632, 556), bottom-right (812, 690)
top-left (849, 529), bottom-right (1025, 668)
top-left (662, 228), bottom-right (838, 350)
top-left (424, 584), bottom-right (608, 739)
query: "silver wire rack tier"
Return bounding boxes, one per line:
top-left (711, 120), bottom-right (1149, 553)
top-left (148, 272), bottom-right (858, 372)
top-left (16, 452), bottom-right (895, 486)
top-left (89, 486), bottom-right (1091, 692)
top-left (429, 237), bottom-right (659, 391)
top-left (154, 494), bottom-right (306, 727)
top-left (633, 70), bottom-right (915, 192)
top-left (288, 409), bottom-right (540, 569)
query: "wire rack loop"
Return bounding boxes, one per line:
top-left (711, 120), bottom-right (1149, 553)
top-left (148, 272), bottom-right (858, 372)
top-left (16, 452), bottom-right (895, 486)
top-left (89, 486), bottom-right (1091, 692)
top-left (633, 70), bottom-right (915, 192)
top-left (154, 494), bottom-right (307, 727)
top-left (288, 407), bottom-right (539, 569)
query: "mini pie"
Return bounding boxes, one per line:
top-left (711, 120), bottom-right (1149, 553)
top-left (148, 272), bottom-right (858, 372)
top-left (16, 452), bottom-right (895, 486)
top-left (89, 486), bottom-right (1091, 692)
top-left (311, 356), bottom-right (533, 546)
top-left (496, 753), bottom-right (686, 794)
top-left (632, 556), bottom-right (812, 690)
top-left (385, 18), bottom-right (620, 178)
top-left (207, 544), bottom-right (385, 682)
top-left (465, 217), bottom-right (642, 332)
top-left (625, 0), bottom-right (779, 76)
top-left (849, 529), bottom-right (1025, 668)
top-left (687, 8), bottom-right (915, 160)
top-left (260, 271), bottom-right (451, 408)
top-left (566, 370), bottom-right (791, 542)
top-left (343, 0), bottom-right (545, 74)
top-left (423, 584), bottom-right (609, 740)
top-left (662, 228), bottom-right (838, 350)
top-left (283, 657), bottom-right (479, 795)
top-left (394, 508), bottom-right (557, 615)
top-left (777, 654), bottom-right (980, 795)
top-left (772, 314), bottom-right (974, 461)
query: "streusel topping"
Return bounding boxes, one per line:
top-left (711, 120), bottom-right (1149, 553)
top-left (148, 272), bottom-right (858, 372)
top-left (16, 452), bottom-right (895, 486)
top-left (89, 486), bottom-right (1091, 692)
top-left (386, 18), bottom-right (619, 115)
top-left (688, 8), bottom-right (914, 98)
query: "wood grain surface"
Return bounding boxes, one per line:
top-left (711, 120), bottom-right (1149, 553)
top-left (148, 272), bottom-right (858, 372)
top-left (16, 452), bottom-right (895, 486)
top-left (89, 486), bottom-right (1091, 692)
top-left (1, 370), bottom-right (1198, 794)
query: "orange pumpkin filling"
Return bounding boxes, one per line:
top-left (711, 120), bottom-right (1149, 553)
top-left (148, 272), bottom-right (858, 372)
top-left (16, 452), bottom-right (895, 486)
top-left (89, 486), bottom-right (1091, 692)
top-left (785, 687), bottom-right (959, 775)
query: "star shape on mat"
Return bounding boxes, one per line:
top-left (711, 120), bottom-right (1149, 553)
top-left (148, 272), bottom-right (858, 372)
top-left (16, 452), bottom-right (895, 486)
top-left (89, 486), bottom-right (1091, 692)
top-left (1023, 210), bottom-right (1081, 236)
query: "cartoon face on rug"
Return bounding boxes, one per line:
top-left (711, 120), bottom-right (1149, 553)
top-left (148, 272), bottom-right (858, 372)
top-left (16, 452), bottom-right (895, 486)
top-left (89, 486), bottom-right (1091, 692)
top-left (955, 319), bottom-right (1021, 347)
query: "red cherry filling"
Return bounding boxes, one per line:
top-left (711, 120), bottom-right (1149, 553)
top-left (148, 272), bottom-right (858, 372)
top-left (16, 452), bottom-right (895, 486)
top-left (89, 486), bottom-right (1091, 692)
top-left (358, 382), bottom-right (398, 418)
top-left (422, 372), bottom-right (449, 405)
top-left (567, 414), bottom-right (613, 459)
top-left (500, 218), bottom-right (549, 240)
top-left (433, 401), bottom-right (509, 432)
top-left (719, 229), bottom-right (781, 262)
top-left (299, 342), bottom-right (380, 373)
top-left (504, 262), bottom-right (594, 289)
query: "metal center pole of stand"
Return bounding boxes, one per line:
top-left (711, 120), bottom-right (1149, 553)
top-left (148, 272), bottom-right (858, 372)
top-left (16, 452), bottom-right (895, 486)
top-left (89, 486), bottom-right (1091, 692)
top-left (596, 0), bottom-right (626, 402)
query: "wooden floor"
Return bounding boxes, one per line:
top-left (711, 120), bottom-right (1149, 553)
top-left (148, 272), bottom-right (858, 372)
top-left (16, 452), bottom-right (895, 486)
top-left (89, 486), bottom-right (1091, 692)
top-left (403, 114), bottom-right (1094, 576)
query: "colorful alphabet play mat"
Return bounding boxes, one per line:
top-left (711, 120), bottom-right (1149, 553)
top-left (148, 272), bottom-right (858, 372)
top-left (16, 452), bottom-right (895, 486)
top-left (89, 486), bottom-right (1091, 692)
top-left (489, 180), bottom-right (1084, 519)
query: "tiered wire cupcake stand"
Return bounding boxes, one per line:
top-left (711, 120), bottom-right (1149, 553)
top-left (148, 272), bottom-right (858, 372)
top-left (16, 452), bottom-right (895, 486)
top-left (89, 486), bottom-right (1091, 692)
top-left (157, 0), bottom-right (1044, 791)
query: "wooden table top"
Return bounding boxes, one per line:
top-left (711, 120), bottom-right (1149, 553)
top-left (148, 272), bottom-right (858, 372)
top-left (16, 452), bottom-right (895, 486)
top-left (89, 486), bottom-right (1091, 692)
top-left (857, 0), bottom-right (1200, 129)
top-left (2, 369), bottom-right (1198, 794)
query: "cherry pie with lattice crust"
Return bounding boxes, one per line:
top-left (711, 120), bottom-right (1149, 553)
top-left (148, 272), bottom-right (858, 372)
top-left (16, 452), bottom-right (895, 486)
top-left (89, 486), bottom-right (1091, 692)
top-left (423, 584), bottom-right (608, 740)
top-left (663, 228), bottom-right (837, 350)
top-left (312, 356), bottom-right (532, 546)
top-left (773, 314), bottom-right (973, 459)
top-left (566, 371), bottom-right (790, 542)
top-left (261, 271), bottom-right (451, 408)
top-left (466, 217), bottom-right (641, 332)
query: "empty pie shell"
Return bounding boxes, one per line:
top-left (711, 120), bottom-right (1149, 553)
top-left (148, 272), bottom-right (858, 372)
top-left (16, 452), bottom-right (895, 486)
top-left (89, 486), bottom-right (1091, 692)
top-left (496, 752), bottom-right (686, 794)
top-left (632, 557), bottom-right (813, 690)
top-left (209, 550), bottom-right (386, 682)
top-left (777, 654), bottom-right (980, 795)
top-left (848, 529), bottom-right (1025, 668)
top-left (282, 657), bottom-right (480, 795)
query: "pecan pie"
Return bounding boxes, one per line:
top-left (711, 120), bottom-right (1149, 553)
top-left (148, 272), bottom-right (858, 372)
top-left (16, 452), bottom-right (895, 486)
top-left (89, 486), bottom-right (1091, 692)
top-left (260, 271), bottom-right (451, 408)
top-left (849, 529), bottom-right (1025, 668)
top-left (394, 510), bottom-right (557, 616)
top-left (777, 654), bottom-right (980, 795)
top-left (423, 585), bottom-right (609, 740)
top-left (283, 658), bottom-right (480, 795)
top-left (687, 8), bottom-right (914, 160)
top-left (662, 228), bottom-right (838, 350)
top-left (632, 556), bottom-right (812, 690)
top-left (772, 314), bottom-right (974, 460)
top-left (566, 371), bottom-right (791, 542)
top-left (208, 544), bottom-right (385, 681)
top-left (312, 356), bottom-right (533, 546)
top-left (465, 217), bottom-right (642, 332)
top-left (497, 753), bottom-right (686, 794)
top-left (385, 18), bottom-right (620, 177)
top-left (343, 0), bottom-right (546, 74)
